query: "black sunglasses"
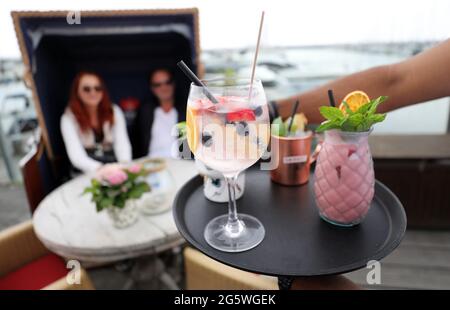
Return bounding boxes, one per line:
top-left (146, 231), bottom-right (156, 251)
top-left (151, 79), bottom-right (173, 88)
top-left (82, 85), bottom-right (103, 93)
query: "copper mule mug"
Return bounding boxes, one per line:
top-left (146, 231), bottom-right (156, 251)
top-left (270, 132), bottom-right (319, 186)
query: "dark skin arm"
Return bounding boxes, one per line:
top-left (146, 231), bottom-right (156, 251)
top-left (283, 40), bottom-right (450, 290)
top-left (276, 39), bottom-right (450, 123)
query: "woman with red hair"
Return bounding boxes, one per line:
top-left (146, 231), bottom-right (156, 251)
top-left (60, 71), bottom-right (131, 173)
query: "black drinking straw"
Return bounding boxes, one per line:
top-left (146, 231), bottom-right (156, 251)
top-left (177, 61), bottom-right (219, 104)
top-left (287, 99), bottom-right (300, 134)
top-left (328, 89), bottom-right (336, 107)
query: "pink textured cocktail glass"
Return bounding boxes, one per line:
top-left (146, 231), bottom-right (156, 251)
top-left (314, 129), bottom-right (375, 226)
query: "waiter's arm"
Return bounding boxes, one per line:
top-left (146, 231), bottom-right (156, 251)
top-left (275, 39), bottom-right (450, 123)
top-left (291, 275), bottom-right (360, 290)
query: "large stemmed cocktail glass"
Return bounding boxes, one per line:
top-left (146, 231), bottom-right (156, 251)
top-left (186, 78), bottom-right (270, 252)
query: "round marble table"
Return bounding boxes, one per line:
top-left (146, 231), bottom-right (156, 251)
top-left (33, 158), bottom-right (197, 264)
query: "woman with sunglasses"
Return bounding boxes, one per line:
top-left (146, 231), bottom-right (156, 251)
top-left (134, 68), bottom-right (185, 158)
top-left (60, 71), bottom-right (132, 173)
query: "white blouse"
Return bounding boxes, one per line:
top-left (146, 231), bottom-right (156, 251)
top-left (148, 107), bottom-right (178, 158)
top-left (60, 105), bottom-right (132, 173)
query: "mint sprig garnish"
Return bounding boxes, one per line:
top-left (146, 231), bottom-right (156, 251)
top-left (316, 96), bottom-right (388, 133)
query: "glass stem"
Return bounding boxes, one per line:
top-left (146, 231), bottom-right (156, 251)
top-left (224, 174), bottom-right (244, 236)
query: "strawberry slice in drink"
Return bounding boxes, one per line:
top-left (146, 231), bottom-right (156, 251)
top-left (226, 109), bottom-right (256, 122)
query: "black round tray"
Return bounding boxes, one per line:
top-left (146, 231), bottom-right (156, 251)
top-left (173, 168), bottom-right (407, 277)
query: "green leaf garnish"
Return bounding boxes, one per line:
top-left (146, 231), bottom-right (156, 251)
top-left (271, 116), bottom-right (287, 137)
top-left (341, 101), bottom-right (354, 115)
top-left (176, 122), bottom-right (187, 139)
top-left (316, 120), bottom-right (340, 132)
top-left (316, 95), bottom-right (388, 133)
top-left (318, 106), bottom-right (343, 120)
top-left (368, 96), bottom-right (387, 115)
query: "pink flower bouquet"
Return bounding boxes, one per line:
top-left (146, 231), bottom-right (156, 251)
top-left (83, 164), bottom-right (150, 212)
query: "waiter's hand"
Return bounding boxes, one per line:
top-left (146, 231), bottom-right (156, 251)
top-left (291, 275), bottom-right (361, 290)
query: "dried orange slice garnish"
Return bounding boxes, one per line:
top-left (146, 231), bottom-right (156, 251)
top-left (339, 91), bottom-right (370, 113)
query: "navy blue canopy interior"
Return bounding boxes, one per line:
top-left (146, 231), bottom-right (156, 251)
top-left (14, 10), bottom-right (199, 181)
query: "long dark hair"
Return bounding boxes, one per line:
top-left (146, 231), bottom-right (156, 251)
top-left (68, 71), bottom-right (114, 132)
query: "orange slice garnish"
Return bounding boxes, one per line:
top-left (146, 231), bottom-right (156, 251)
top-left (186, 106), bottom-right (198, 152)
top-left (339, 91), bottom-right (370, 113)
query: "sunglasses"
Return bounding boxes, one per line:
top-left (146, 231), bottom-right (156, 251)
top-left (82, 85), bottom-right (103, 93)
top-left (151, 79), bottom-right (173, 88)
